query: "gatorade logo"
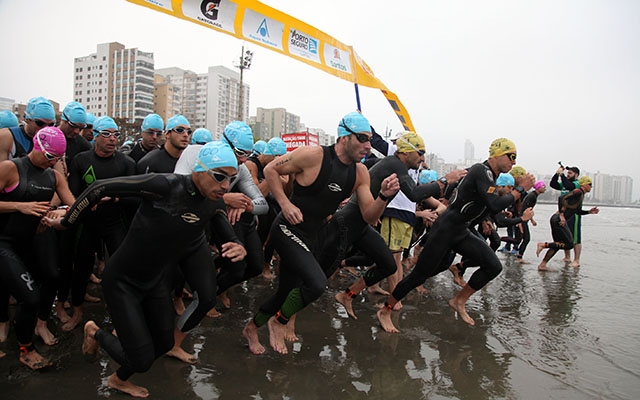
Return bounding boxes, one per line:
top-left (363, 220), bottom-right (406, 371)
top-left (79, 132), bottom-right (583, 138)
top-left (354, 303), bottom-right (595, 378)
top-left (200, 0), bottom-right (221, 20)
top-left (181, 213), bottom-right (200, 223)
top-left (83, 165), bottom-right (97, 185)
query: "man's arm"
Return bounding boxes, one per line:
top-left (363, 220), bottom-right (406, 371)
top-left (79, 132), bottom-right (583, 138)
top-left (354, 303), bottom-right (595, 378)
top-left (356, 166), bottom-right (400, 225)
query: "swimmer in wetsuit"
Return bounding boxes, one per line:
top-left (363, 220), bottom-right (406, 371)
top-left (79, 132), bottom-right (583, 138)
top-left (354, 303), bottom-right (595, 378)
top-left (0, 127), bottom-right (74, 369)
top-left (377, 138), bottom-right (535, 331)
top-left (242, 112), bottom-right (400, 355)
top-left (536, 176), bottom-right (599, 271)
top-left (45, 141), bottom-right (246, 398)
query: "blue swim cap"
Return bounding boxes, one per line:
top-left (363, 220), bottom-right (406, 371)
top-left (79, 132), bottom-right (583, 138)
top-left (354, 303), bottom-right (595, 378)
top-left (166, 114), bottom-right (190, 131)
top-left (191, 128), bottom-right (213, 145)
top-left (0, 110), bottom-right (19, 128)
top-left (252, 140), bottom-right (267, 155)
top-left (61, 102), bottom-right (87, 125)
top-left (337, 112), bottom-right (371, 138)
top-left (92, 116), bottom-right (119, 137)
top-left (419, 169), bottom-right (439, 185)
top-left (85, 113), bottom-right (96, 127)
top-left (193, 141), bottom-right (238, 172)
top-left (142, 113), bottom-right (165, 132)
top-left (25, 96), bottom-right (55, 121)
top-left (264, 137), bottom-right (287, 156)
top-left (496, 173), bottom-right (515, 187)
top-left (222, 121), bottom-right (254, 151)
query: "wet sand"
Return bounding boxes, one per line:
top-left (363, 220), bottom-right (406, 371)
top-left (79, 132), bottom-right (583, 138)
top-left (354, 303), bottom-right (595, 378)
top-left (1, 204), bottom-right (639, 399)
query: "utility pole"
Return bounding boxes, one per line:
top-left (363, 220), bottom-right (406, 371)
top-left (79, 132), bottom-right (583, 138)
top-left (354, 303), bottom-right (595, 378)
top-left (235, 45), bottom-right (253, 121)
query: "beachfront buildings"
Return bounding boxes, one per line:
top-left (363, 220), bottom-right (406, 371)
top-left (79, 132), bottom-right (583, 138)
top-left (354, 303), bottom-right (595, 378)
top-left (73, 42), bottom-right (155, 124)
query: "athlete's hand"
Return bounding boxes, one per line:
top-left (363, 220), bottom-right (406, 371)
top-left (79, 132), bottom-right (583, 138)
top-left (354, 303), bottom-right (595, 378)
top-left (281, 202), bottom-right (303, 225)
top-left (223, 192), bottom-right (253, 210)
top-left (522, 207), bottom-right (534, 222)
top-left (17, 201), bottom-right (51, 217)
top-left (380, 173), bottom-right (400, 197)
top-left (219, 242), bottom-right (247, 262)
top-left (42, 216), bottom-right (66, 230)
top-left (559, 214), bottom-right (566, 226)
top-left (444, 169), bottom-right (467, 184)
top-left (517, 173), bottom-right (536, 191)
top-left (589, 207), bottom-right (600, 214)
top-left (227, 207), bottom-right (245, 225)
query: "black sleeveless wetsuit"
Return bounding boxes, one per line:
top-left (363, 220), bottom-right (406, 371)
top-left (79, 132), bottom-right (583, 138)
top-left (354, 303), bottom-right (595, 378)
top-left (0, 157), bottom-right (56, 344)
top-left (254, 145), bottom-right (356, 325)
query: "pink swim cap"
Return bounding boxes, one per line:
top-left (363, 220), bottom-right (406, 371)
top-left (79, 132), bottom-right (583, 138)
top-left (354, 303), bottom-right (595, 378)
top-left (32, 126), bottom-right (67, 156)
top-left (533, 180), bottom-right (546, 190)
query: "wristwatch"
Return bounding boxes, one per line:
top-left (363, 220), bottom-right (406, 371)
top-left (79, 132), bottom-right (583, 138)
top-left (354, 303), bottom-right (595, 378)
top-left (514, 185), bottom-right (526, 197)
top-left (378, 192), bottom-right (390, 201)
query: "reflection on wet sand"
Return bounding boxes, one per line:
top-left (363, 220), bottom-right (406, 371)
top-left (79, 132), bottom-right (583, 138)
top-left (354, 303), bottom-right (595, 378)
top-left (2, 205), bottom-right (639, 400)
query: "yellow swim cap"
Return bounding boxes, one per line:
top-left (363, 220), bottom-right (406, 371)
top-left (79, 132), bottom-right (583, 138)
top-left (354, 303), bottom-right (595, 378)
top-left (489, 138), bottom-right (517, 158)
top-left (396, 131), bottom-right (425, 154)
top-left (509, 166), bottom-right (526, 178)
top-left (579, 176), bottom-right (592, 186)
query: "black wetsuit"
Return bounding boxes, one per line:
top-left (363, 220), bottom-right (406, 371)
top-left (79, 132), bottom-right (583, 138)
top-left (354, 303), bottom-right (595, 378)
top-left (541, 187), bottom-right (589, 262)
top-left (253, 145), bottom-right (356, 326)
top-left (392, 161), bottom-right (519, 298)
top-left (317, 154), bottom-right (441, 288)
top-left (66, 150), bottom-right (135, 308)
top-left (0, 157), bottom-right (56, 345)
top-left (136, 146), bottom-right (178, 174)
top-left (61, 173), bottom-right (238, 381)
top-left (126, 141), bottom-right (158, 163)
top-left (517, 190), bottom-right (539, 259)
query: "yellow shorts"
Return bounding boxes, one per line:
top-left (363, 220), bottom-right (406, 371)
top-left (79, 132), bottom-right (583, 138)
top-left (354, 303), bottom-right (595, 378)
top-left (380, 216), bottom-right (413, 251)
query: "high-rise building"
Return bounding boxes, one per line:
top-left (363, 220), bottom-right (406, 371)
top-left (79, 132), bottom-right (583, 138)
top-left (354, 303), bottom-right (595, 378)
top-left (254, 107), bottom-right (301, 138)
top-left (154, 67), bottom-right (198, 124)
top-left (73, 42), bottom-right (155, 123)
top-left (153, 74), bottom-right (181, 122)
top-left (464, 139), bottom-right (474, 163)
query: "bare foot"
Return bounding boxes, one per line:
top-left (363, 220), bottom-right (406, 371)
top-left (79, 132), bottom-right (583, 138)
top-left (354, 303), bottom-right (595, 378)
top-left (174, 297), bottom-right (185, 316)
top-left (335, 291), bottom-right (357, 319)
top-left (55, 302), bottom-right (71, 324)
top-left (84, 293), bottom-right (101, 303)
top-left (261, 266), bottom-right (275, 280)
top-left (569, 261), bottom-right (580, 268)
top-left (416, 285), bottom-right (429, 295)
top-left (166, 346), bottom-right (197, 364)
top-left (449, 264), bottom-right (467, 287)
top-left (343, 266), bottom-right (359, 277)
top-left (62, 310), bottom-right (83, 332)
top-left (34, 319), bottom-right (58, 346)
top-left (82, 321), bottom-right (99, 360)
top-left (562, 257), bottom-right (571, 263)
top-left (19, 348), bottom-right (52, 370)
top-left (0, 321), bottom-right (8, 342)
top-left (267, 316), bottom-right (288, 354)
top-left (206, 307), bottom-right (221, 318)
top-left (448, 298), bottom-right (475, 326)
top-left (537, 262), bottom-right (549, 271)
top-left (284, 315), bottom-right (298, 342)
top-left (219, 292), bottom-right (231, 309)
top-left (242, 321), bottom-right (265, 355)
top-left (536, 243), bottom-right (545, 257)
top-left (392, 301), bottom-right (403, 311)
top-left (107, 373), bottom-right (149, 398)
top-left (376, 308), bottom-right (399, 333)
top-left (516, 258), bottom-right (530, 264)
top-left (89, 273), bottom-right (101, 284)
top-left (181, 288), bottom-right (193, 299)
top-left (367, 284), bottom-right (389, 295)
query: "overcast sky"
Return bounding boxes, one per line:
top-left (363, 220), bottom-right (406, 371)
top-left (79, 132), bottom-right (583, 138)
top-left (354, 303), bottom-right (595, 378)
top-left (1, 0), bottom-right (639, 199)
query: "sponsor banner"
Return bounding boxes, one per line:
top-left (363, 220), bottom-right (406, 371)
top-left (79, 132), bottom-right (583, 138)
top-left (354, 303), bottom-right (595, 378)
top-left (126, 0), bottom-right (415, 131)
top-left (281, 132), bottom-right (318, 152)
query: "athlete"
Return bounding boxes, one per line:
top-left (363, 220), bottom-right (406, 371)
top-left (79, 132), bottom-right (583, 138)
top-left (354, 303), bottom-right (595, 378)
top-left (44, 141), bottom-right (245, 398)
top-left (0, 127), bottom-right (74, 369)
top-left (125, 113), bottom-right (164, 163)
top-left (242, 111), bottom-right (400, 355)
top-left (549, 165), bottom-right (581, 265)
top-left (516, 180), bottom-right (546, 262)
top-left (0, 96), bottom-right (56, 161)
top-left (536, 176), bottom-right (598, 271)
top-left (377, 138), bottom-right (535, 331)
top-left (137, 114), bottom-right (190, 174)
